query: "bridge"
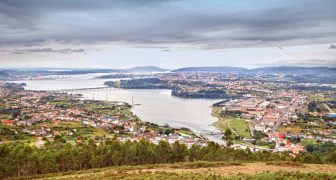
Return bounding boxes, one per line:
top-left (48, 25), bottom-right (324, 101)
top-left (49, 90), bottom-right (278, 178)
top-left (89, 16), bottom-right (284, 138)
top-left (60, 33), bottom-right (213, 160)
top-left (46, 86), bottom-right (114, 92)
top-left (202, 130), bottom-right (224, 136)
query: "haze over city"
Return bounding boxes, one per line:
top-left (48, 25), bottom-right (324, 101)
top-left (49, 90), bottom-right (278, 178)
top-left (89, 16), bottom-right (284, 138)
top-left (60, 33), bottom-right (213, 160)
top-left (1, 0), bottom-right (335, 68)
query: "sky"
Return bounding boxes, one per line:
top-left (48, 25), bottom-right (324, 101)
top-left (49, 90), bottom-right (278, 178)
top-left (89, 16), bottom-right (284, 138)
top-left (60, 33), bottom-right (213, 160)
top-left (0, 0), bottom-right (335, 69)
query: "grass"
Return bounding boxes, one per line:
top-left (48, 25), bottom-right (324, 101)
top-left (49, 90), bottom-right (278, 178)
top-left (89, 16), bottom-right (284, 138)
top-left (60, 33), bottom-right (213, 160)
top-left (300, 139), bottom-right (318, 146)
top-left (308, 94), bottom-right (333, 102)
top-left (277, 125), bottom-right (303, 134)
top-left (212, 107), bottom-right (252, 138)
top-left (177, 129), bottom-right (196, 137)
top-left (36, 121), bottom-right (84, 129)
top-left (49, 100), bottom-right (135, 120)
top-left (16, 161), bottom-right (336, 180)
top-left (228, 117), bottom-right (252, 138)
top-left (33, 120), bottom-right (110, 140)
top-left (216, 117), bottom-right (252, 138)
top-left (0, 124), bottom-right (12, 129)
top-left (278, 120), bottom-right (331, 135)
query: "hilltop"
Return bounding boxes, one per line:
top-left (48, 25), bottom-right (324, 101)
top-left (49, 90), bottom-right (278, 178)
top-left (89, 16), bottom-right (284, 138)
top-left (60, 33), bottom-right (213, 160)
top-left (20, 161), bottom-right (336, 179)
top-left (173, 66), bottom-right (247, 73)
top-left (126, 66), bottom-right (169, 72)
top-left (173, 66), bottom-right (336, 75)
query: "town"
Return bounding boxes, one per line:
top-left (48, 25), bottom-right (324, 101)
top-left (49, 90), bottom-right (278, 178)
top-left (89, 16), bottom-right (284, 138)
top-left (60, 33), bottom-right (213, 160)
top-left (105, 70), bottom-right (336, 155)
top-left (1, 69), bottom-right (335, 158)
top-left (164, 71), bottom-right (335, 155)
top-left (0, 83), bottom-right (206, 148)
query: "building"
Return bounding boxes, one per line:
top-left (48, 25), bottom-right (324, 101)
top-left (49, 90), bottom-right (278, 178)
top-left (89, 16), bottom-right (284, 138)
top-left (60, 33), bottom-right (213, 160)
top-left (1, 120), bottom-right (14, 126)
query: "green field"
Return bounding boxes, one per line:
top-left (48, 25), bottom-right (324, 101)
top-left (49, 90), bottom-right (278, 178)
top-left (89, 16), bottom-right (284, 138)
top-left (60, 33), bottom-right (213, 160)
top-left (308, 94), bottom-right (334, 102)
top-left (212, 107), bottom-right (252, 138)
top-left (36, 121), bottom-right (84, 129)
top-left (0, 123), bottom-right (34, 143)
top-left (217, 117), bottom-right (252, 138)
top-left (34, 121), bottom-right (110, 139)
top-left (300, 138), bottom-right (318, 146)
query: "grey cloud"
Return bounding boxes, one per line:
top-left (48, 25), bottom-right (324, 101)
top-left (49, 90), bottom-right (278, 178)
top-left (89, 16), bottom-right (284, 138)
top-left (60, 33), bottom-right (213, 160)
top-left (329, 44), bottom-right (336, 49)
top-left (11, 48), bottom-right (87, 54)
top-left (0, 0), bottom-right (335, 49)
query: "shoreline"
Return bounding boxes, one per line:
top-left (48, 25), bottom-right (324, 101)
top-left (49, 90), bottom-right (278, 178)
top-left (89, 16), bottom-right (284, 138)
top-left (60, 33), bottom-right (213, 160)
top-left (71, 90), bottom-right (225, 144)
top-left (14, 78), bottom-right (225, 144)
top-left (70, 92), bottom-right (208, 142)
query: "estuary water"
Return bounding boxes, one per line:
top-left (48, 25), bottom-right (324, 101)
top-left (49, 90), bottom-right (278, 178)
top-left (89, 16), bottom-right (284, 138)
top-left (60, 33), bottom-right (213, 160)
top-left (16, 73), bottom-right (224, 143)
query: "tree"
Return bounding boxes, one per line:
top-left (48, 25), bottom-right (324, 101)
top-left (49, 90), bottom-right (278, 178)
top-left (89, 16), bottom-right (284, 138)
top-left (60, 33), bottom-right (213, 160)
top-left (253, 130), bottom-right (266, 140)
top-left (0, 138), bottom-right (333, 179)
top-left (224, 129), bottom-right (233, 147)
top-left (11, 110), bottom-right (20, 119)
top-left (326, 150), bottom-right (336, 163)
top-left (54, 135), bottom-right (66, 144)
top-left (189, 144), bottom-right (201, 162)
top-left (156, 140), bottom-right (172, 163)
top-left (171, 141), bottom-right (188, 162)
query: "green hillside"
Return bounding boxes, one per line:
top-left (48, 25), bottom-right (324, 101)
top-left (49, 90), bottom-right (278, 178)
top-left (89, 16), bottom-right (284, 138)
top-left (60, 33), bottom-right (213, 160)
top-left (19, 161), bottom-right (336, 179)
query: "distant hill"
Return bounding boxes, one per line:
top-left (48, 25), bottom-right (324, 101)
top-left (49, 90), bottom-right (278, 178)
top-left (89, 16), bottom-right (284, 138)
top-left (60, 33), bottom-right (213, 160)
top-left (1, 66), bottom-right (335, 75)
top-left (0, 67), bottom-right (168, 76)
top-left (126, 66), bottom-right (169, 72)
top-left (0, 71), bottom-right (9, 76)
top-left (173, 66), bottom-right (247, 73)
top-left (173, 66), bottom-right (336, 75)
top-left (251, 66), bottom-right (336, 75)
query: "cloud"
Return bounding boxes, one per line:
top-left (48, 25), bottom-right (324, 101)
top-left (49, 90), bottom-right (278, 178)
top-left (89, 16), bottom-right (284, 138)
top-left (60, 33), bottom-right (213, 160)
top-left (11, 48), bottom-right (87, 54)
top-left (0, 0), bottom-right (335, 50)
top-left (329, 44), bottom-right (336, 49)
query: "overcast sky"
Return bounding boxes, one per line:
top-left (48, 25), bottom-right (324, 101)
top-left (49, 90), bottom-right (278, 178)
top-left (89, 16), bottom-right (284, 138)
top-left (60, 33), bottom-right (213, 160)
top-left (0, 0), bottom-right (335, 68)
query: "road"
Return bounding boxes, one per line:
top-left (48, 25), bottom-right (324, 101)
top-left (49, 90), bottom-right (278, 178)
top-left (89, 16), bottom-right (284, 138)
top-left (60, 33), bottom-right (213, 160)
top-left (272, 110), bottom-right (288, 149)
top-left (323, 103), bottom-right (335, 113)
top-left (272, 110), bottom-right (287, 133)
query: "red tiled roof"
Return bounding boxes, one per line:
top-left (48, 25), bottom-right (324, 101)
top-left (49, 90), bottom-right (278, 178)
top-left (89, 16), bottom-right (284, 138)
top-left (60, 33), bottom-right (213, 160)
top-left (1, 120), bottom-right (14, 125)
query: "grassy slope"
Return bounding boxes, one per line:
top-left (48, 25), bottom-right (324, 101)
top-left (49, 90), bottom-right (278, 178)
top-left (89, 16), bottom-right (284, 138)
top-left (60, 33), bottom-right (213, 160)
top-left (212, 107), bottom-right (252, 138)
top-left (17, 161), bottom-right (336, 180)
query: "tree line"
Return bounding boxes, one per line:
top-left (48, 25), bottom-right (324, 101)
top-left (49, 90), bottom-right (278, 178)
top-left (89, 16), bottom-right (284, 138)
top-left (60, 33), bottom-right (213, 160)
top-left (0, 139), bottom-right (336, 178)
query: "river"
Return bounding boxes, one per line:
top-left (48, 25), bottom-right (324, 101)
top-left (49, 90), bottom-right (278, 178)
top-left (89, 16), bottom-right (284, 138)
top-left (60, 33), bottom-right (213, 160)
top-left (15, 73), bottom-right (224, 143)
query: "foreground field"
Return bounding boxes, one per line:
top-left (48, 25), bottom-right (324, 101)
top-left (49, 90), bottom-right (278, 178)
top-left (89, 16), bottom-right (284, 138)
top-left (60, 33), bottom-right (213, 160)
top-left (18, 161), bottom-right (336, 179)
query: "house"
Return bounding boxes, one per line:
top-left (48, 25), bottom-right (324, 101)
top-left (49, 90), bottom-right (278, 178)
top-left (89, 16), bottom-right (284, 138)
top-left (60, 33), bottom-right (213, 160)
top-left (1, 120), bottom-right (14, 126)
top-left (263, 110), bottom-right (279, 127)
top-left (259, 101), bottom-right (270, 109)
top-left (252, 120), bottom-right (265, 131)
top-left (167, 135), bottom-right (179, 144)
top-left (288, 144), bottom-right (305, 154)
